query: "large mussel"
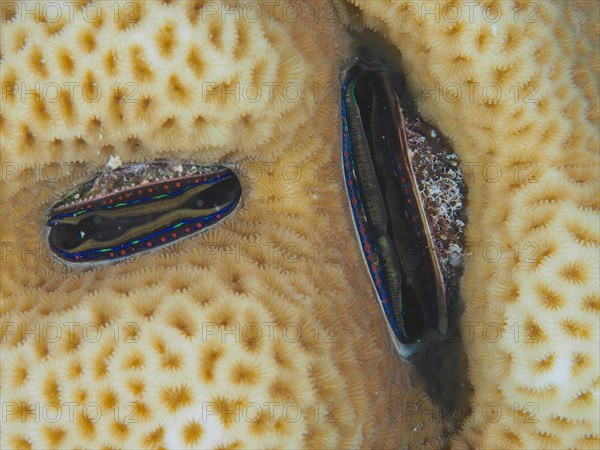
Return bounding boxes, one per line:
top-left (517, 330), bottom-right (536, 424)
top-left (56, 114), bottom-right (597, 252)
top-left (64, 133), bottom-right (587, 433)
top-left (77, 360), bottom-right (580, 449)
top-left (341, 60), bottom-right (465, 358)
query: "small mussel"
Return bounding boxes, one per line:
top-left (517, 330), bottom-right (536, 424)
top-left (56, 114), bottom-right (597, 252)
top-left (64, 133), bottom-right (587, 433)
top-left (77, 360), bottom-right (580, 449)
top-left (47, 160), bottom-right (242, 263)
top-left (341, 60), bottom-right (465, 358)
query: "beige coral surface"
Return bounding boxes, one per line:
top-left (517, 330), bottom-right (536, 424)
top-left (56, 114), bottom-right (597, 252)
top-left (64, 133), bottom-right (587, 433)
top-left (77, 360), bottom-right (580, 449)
top-left (346, 0), bottom-right (600, 447)
top-left (3, 0), bottom-right (599, 448)
top-left (0, 1), bottom-right (447, 448)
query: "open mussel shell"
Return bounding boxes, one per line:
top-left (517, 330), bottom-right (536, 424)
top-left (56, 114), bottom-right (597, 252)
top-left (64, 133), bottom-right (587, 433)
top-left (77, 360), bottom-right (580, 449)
top-left (47, 160), bottom-right (242, 263)
top-left (341, 60), bottom-right (457, 358)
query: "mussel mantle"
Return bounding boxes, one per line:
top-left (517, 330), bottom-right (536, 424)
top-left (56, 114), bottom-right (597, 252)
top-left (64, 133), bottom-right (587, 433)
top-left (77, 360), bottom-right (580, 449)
top-left (341, 60), bottom-right (465, 358)
top-left (47, 161), bottom-right (242, 263)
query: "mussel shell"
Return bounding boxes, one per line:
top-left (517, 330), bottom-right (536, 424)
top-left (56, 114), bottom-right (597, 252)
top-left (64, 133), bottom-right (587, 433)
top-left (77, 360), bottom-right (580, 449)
top-left (341, 60), bottom-right (453, 357)
top-left (47, 161), bottom-right (242, 263)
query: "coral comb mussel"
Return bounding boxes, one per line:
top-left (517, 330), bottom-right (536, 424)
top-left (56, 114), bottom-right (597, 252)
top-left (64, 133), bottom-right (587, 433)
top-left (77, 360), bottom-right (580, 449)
top-left (341, 60), bottom-right (465, 358)
top-left (47, 160), bottom-right (242, 263)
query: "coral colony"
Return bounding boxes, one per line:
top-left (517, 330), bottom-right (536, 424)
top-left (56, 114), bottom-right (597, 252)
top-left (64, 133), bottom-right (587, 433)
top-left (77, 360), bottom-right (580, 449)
top-left (1, 0), bottom-right (598, 448)
top-left (3, 2), bottom-right (449, 447)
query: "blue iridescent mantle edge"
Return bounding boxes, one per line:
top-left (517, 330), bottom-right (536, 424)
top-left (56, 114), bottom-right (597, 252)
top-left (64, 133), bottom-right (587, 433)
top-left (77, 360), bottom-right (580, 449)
top-left (340, 76), bottom-right (402, 341)
top-left (48, 171), bottom-right (238, 262)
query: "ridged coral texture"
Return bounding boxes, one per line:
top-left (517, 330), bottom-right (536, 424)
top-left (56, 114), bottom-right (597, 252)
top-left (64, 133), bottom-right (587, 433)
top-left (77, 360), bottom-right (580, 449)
top-left (347, 0), bottom-right (600, 447)
top-left (0, 0), bottom-right (447, 448)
